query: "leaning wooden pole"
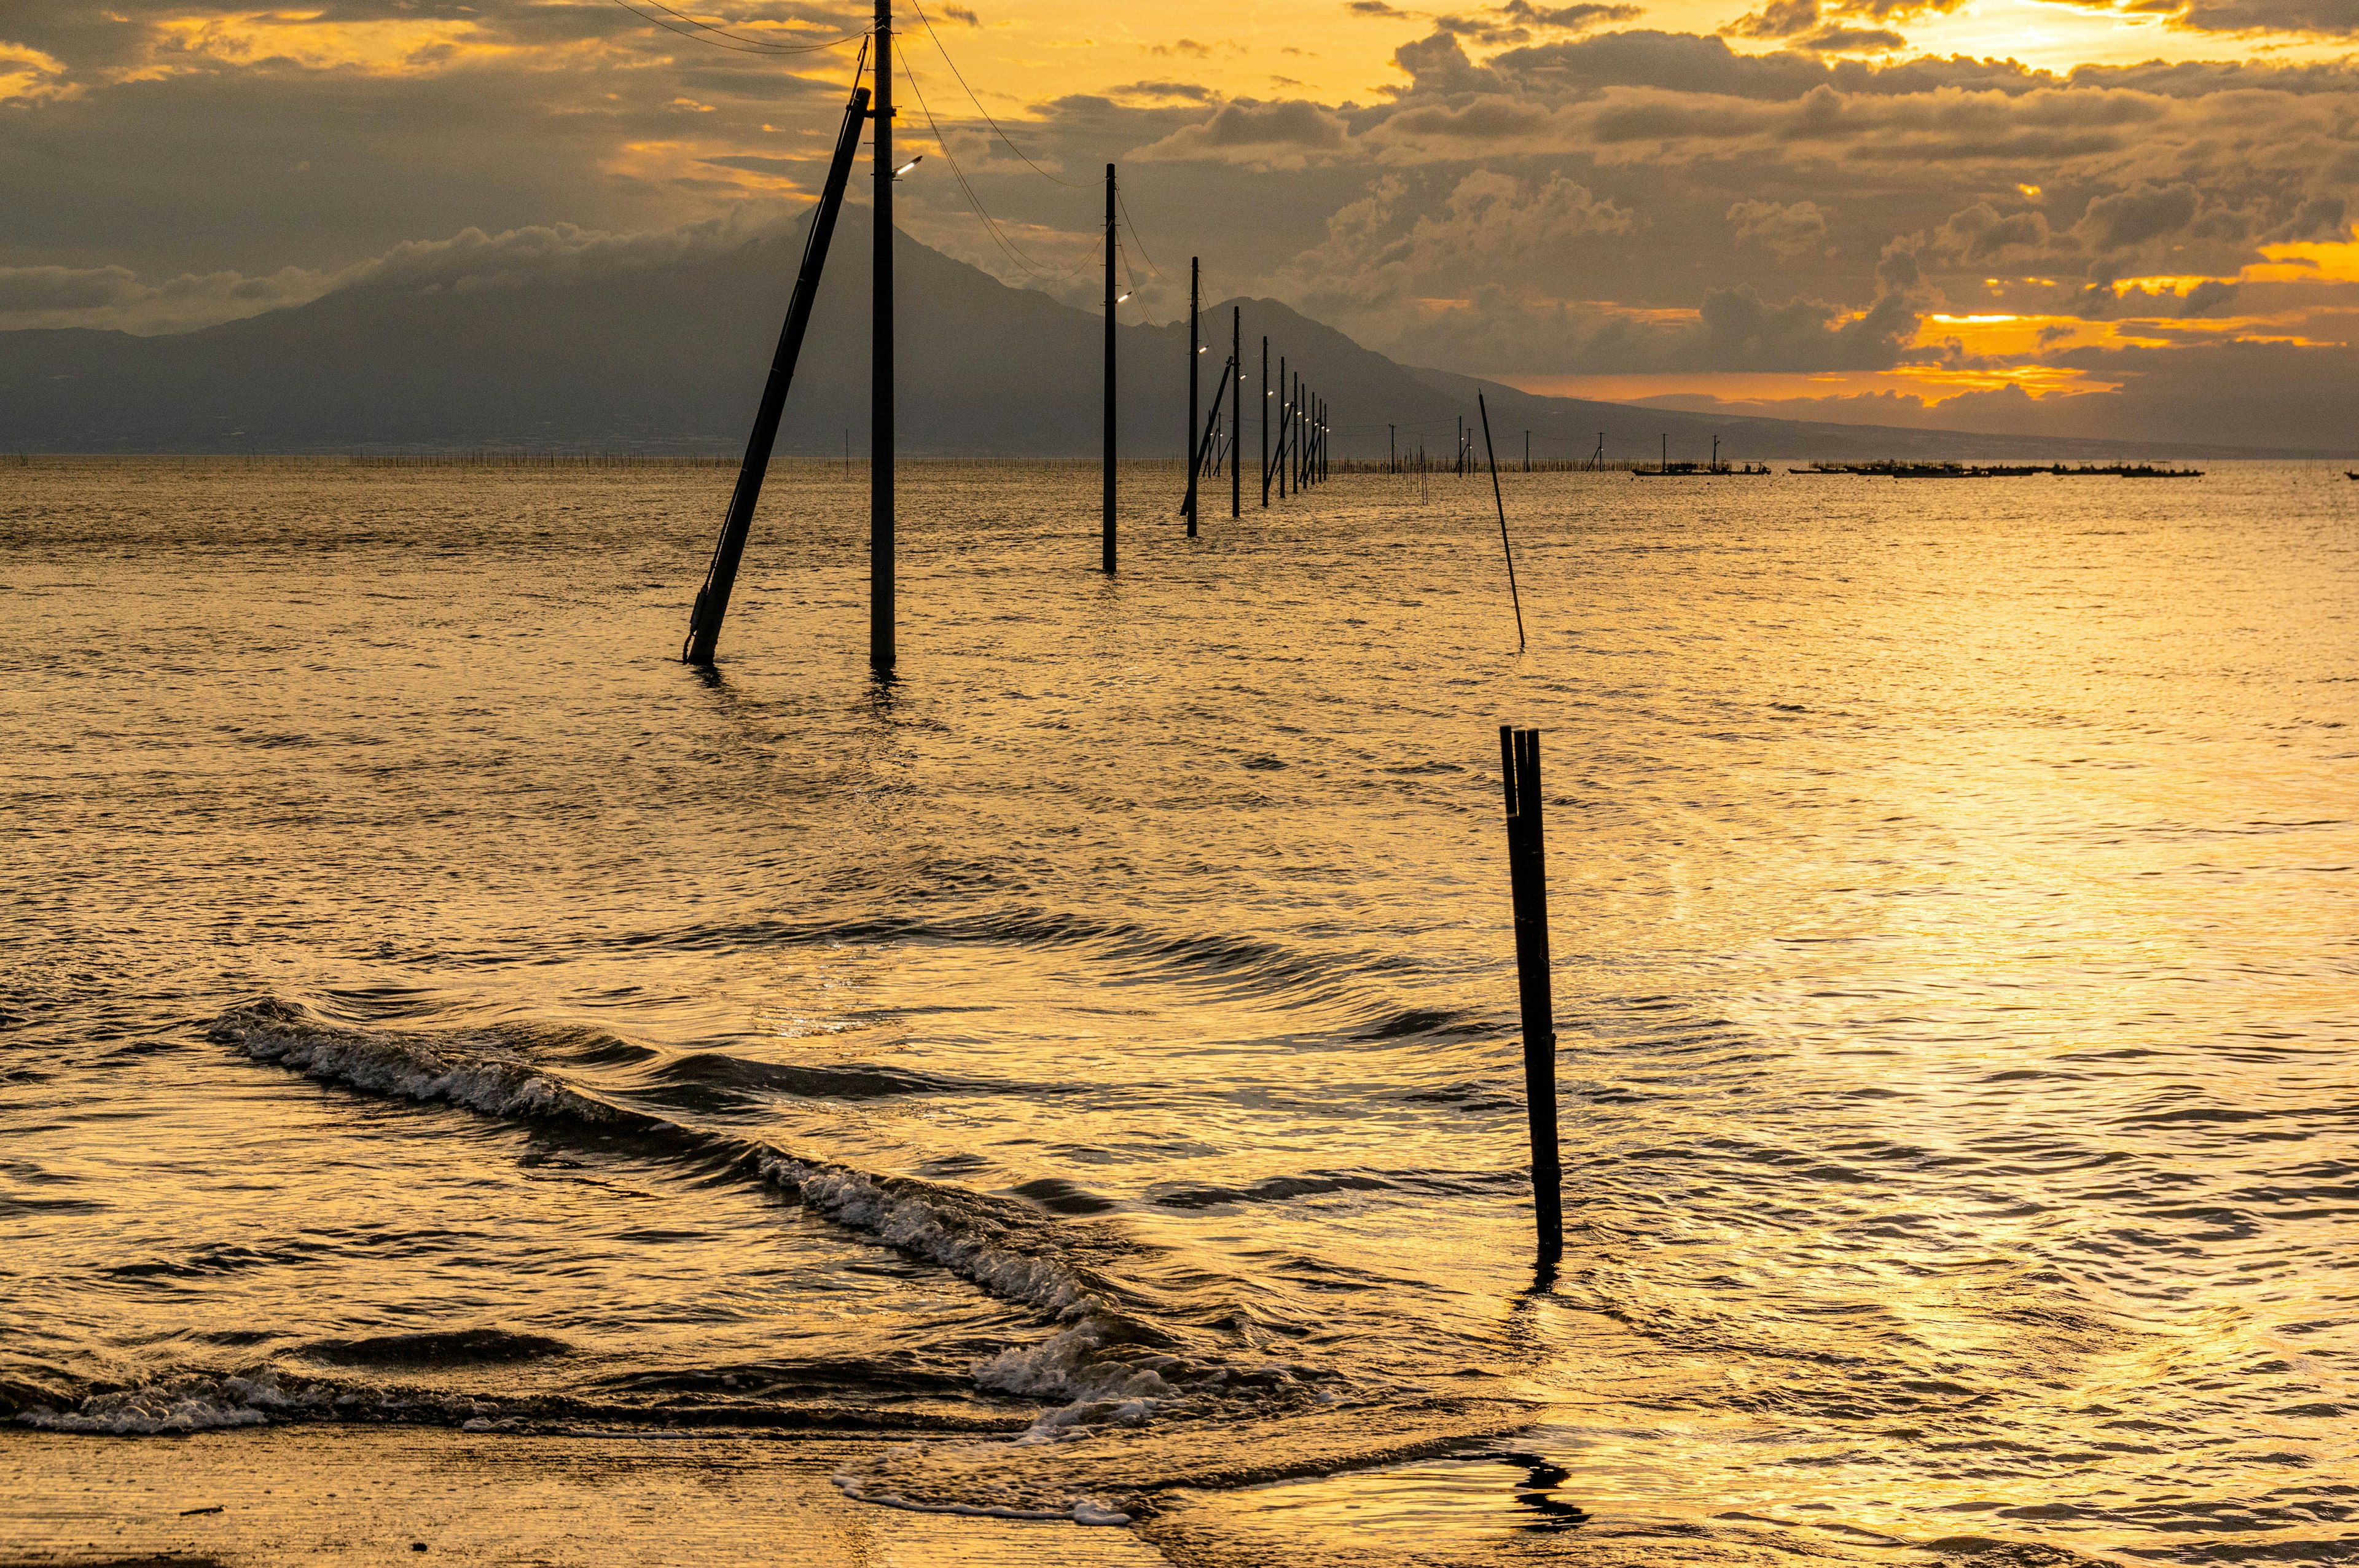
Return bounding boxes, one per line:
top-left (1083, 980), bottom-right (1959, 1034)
top-left (869, 0), bottom-right (895, 673)
top-left (1500, 725), bottom-right (1564, 1268)
top-left (1479, 391), bottom-right (1527, 652)
top-left (1102, 163), bottom-right (1117, 574)
top-left (683, 73), bottom-right (870, 666)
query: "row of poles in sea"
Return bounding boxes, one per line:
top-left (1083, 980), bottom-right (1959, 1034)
top-left (672, 8), bottom-right (1567, 1270)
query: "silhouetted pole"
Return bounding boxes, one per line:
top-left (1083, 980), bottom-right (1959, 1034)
top-left (1103, 164), bottom-right (1117, 574)
top-left (1230, 306), bottom-right (1242, 518)
top-left (1524, 430), bottom-right (1530, 473)
top-left (1296, 373), bottom-right (1306, 490)
top-left (1261, 335), bottom-right (1270, 508)
top-left (1390, 424), bottom-right (1396, 474)
top-left (870, 0), bottom-right (895, 673)
top-left (1479, 391), bottom-right (1526, 651)
top-left (1499, 724), bottom-right (1563, 1269)
top-left (682, 76), bottom-right (870, 666)
top-left (1184, 257), bottom-right (1200, 538)
top-left (1277, 357), bottom-right (1288, 499)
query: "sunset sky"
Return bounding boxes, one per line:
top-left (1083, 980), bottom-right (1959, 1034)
top-left (7, 0), bottom-right (2356, 445)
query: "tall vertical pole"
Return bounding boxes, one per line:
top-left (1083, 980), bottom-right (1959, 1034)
top-left (1260, 336), bottom-right (1270, 508)
top-left (869, 0), bottom-right (895, 673)
top-left (1184, 257), bottom-right (1200, 538)
top-left (1525, 430), bottom-right (1530, 473)
top-left (1230, 306), bottom-right (1242, 518)
top-left (1390, 424), bottom-right (1396, 474)
top-left (1500, 725), bottom-right (1564, 1270)
top-left (1277, 356), bottom-right (1287, 499)
top-left (1102, 164), bottom-right (1116, 574)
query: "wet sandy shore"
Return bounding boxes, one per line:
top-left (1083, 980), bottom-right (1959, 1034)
top-left (0, 1429), bottom-right (1170, 1567)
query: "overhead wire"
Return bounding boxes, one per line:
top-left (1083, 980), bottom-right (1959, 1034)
top-left (907, 0), bottom-right (1078, 188)
top-left (1114, 189), bottom-right (1164, 279)
top-left (606, 0), bottom-right (867, 53)
top-left (901, 57), bottom-right (1063, 279)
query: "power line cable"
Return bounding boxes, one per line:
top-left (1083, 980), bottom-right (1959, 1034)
top-left (901, 57), bottom-right (1061, 278)
top-left (606, 0), bottom-right (866, 54)
top-left (907, 0), bottom-right (1078, 187)
top-left (1114, 189), bottom-right (1164, 279)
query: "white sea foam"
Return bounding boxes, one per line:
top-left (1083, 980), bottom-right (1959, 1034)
top-left (18, 1374), bottom-right (319, 1435)
top-left (760, 1153), bottom-right (1097, 1320)
top-left (213, 999), bottom-right (624, 1125)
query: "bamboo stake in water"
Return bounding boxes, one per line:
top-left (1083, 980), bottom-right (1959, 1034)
top-left (1102, 164), bottom-right (1117, 574)
top-left (1478, 391), bottom-right (1527, 652)
top-left (1500, 725), bottom-right (1564, 1268)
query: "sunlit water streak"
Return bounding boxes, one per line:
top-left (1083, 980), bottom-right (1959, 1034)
top-left (1, 459), bottom-right (2353, 1564)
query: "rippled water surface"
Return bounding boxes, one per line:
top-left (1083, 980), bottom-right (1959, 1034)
top-left (3, 459), bottom-right (2354, 1564)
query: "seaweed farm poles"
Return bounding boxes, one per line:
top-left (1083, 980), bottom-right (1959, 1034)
top-left (869, 0), bottom-right (896, 673)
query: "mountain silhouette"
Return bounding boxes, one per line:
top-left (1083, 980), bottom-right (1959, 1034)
top-left (0, 207), bottom-right (2280, 459)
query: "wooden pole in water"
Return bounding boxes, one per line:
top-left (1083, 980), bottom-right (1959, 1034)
top-left (1102, 164), bottom-right (1117, 574)
top-left (1479, 391), bottom-right (1525, 652)
top-left (1185, 257), bottom-right (1200, 538)
top-left (1261, 336), bottom-right (1270, 508)
top-left (1277, 358), bottom-right (1288, 499)
top-left (1498, 724), bottom-right (1564, 1268)
top-left (681, 74), bottom-right (870, 666)
top-left (869, 0), bottom-right (895, 673)
top-left (1231, 306), bottom-right (1242, 519)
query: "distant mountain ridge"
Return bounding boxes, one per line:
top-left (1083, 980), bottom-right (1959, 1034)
top-left (0, 209), bottom-right (2312, 460)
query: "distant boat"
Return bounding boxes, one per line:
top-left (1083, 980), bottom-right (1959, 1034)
top-left (1632, 433), bottom-right (1769, 476)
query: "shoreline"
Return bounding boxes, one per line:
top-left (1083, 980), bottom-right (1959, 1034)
top-left (0, 1427), bottom-right (1170, 1567)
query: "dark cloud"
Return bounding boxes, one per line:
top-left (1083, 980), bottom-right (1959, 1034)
top-left (1729, 198), bottom-right (1832, 255)
top-left (2061, 0), bottom-right (2359, 33)
top-left (1724, 0), bottom-right (1826, 37)
top-left (1110, 79), bottom-right (1220, 102)
top-left (1135, 99), bottom-right (1353, 166)
top-left (1793, 25), bottom-right (1908, 50)
top-left (2177, 277), bottom-right (2240, 314)
top-left (2075, 181), bottom-right (2202, 251)
top-left (1933, 201), bottom-right (2056, 263)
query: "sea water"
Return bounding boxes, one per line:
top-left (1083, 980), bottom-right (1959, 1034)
top-left (2, 458), bottom-right (2353, 1564)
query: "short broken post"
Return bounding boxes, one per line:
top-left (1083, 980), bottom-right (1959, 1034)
top-left (1500, 724), bottom-right (1564, 1268)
